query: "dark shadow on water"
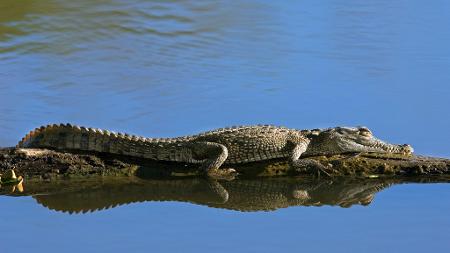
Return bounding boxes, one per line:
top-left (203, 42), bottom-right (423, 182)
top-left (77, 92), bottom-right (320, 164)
top-left (2, 176), bottom-right (449, 214)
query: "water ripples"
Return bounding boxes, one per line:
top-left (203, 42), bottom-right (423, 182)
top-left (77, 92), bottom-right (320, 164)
top-left (1, 0), bottom-right (450, 154)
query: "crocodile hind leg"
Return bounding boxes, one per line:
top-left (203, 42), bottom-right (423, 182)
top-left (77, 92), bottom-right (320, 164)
top-left (191, 142), bottom-right (237, 180)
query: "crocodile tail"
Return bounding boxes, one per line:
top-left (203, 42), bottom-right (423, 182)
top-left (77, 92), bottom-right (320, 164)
top-left (16, 123), bottom-right (138, 153)
top-left (17, 123), bottom-right (80, 149)
top-left (17, 124), bottom-right (51, 148)
top-left (16, 123), bottom-right (185, 161)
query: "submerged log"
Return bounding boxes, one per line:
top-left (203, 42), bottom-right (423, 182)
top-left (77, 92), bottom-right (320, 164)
top-left (0, 147), bottom-right (449, 180)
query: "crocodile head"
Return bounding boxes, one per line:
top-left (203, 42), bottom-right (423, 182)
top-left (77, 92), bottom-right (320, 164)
top-left (303, 126), bottom-right (413, 156)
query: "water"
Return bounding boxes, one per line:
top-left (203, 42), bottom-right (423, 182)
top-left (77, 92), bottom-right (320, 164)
top-left (1, 0), bottom-right (450, 252)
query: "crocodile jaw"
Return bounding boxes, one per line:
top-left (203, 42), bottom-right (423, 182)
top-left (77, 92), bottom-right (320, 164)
top-left (337, 139), bottom-right (414, 155)
top-left (304, 127), bottom-right (414, 156)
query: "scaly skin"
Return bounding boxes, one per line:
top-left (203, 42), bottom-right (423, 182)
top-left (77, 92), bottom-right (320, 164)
top-left (17, 124), bottom-right (413, 178)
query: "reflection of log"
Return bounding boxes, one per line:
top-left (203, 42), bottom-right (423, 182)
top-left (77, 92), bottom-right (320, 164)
top-left (0, 147), bottom-right (449, 179)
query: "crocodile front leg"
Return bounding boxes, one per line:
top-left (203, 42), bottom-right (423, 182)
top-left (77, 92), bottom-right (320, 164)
top-left (290, 143), bottom-right (333, 177)
top-left (191, 142), bottom-right (237, 180)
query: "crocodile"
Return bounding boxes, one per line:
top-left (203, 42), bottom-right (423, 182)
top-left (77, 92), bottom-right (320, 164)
top-left (17, 124), bottom-right (413, 178)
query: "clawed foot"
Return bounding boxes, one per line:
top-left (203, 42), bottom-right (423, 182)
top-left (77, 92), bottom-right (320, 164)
top-left (207, 168), bottom-right (238, 181)
top-left (312, 163), bottom-right (333, 178)
top-left (293, 159), bottom-right (336, 178)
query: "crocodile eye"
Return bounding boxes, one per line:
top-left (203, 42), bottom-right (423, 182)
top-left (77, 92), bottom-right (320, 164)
top-left (358, 127), bottom-right (372, 137)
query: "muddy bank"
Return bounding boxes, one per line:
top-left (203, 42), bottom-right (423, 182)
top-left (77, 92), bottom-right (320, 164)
top-left (0, 147), bottom-right (449, 180)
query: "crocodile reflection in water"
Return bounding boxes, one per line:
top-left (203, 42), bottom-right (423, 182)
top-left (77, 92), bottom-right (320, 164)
top-left (4, 177), bottom-right (448, 213)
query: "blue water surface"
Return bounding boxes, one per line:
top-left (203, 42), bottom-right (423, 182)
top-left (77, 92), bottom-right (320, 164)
top-left (1, 183), bottom-right (450, 253)
top-left (1, 0), bottom-right (449, 252)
